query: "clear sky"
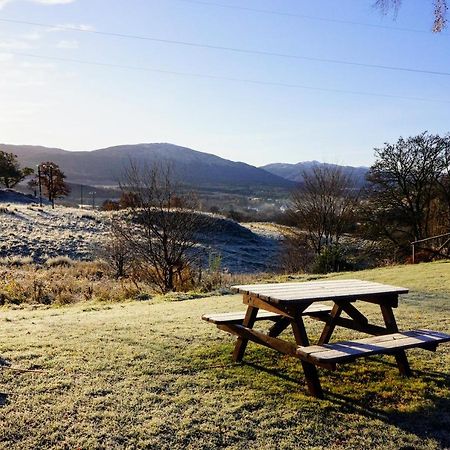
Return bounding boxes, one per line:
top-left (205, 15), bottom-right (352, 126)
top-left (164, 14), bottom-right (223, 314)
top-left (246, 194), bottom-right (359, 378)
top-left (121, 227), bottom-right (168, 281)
top-left (0, 0), bottom-right (449, 167)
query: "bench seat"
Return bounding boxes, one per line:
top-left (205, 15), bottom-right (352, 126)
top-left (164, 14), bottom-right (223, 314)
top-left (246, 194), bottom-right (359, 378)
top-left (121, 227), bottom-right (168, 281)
top-left (202, 303), bottom-right (332, 325)
top-left (297, 329), bottom-right (450, 367)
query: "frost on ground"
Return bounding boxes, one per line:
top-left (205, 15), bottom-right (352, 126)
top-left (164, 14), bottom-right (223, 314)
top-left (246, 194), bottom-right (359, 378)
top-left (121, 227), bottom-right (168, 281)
top-left (0, 203), bottom-right (108, 263)
top-left (0, 199), bottom-right (283, 273)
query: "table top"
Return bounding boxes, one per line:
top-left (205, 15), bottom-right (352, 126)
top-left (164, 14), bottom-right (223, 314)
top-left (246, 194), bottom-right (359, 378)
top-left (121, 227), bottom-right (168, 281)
top-left (232, 279), bottom-right (409, 305)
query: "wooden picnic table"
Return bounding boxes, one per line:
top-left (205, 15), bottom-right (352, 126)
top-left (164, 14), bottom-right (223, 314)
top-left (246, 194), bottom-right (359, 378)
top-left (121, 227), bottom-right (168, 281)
top-left (203, 279), bottom-right (450, 398)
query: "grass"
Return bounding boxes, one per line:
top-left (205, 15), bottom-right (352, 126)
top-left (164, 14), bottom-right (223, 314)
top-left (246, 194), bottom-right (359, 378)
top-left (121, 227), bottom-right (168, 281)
top-left (0, 261), bottom-right (449, 449)
top-left (0, 261), bottom-right (262, 306)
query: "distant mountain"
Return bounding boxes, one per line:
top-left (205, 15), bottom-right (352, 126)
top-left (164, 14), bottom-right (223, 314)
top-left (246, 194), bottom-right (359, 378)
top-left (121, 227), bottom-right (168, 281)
top-left (261, 161), bottom-right (369, 186)
top-left (2, 143), bottom-right (295, 190)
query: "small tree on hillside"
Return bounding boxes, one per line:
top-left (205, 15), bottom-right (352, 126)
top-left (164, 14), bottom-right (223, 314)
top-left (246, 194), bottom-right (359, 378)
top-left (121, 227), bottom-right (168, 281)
top-left (288, 166), bottom-right (360, 255)
top-left (0, 151), bottom-right (33, 188)
top-left (30, 162), bottom-right (70, 208)
top-left (112, 162), bottom-right (213, 293)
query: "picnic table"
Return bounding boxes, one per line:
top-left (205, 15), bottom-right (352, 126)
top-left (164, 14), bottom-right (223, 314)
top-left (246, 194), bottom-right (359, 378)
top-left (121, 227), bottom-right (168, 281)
top-left (203, 279), bottom-right (450, 398)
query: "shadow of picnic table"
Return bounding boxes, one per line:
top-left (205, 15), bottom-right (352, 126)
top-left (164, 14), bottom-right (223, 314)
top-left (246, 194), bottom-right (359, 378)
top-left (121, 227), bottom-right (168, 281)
top-left (242, 359), bottom-right (450, 448)
top-left (325, 364), bottom-right (450, 449)
top-left (0, 356), bottom-right (11, 407)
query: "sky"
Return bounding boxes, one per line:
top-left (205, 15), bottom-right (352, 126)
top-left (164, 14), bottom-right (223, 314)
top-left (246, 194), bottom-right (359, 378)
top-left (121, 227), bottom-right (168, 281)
top-left (0, 0), bottom-right (449, 167)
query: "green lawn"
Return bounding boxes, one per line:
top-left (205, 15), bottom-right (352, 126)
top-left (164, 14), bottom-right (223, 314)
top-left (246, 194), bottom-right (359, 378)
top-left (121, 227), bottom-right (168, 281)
top-left (0, 261), bottom-right (449, 449)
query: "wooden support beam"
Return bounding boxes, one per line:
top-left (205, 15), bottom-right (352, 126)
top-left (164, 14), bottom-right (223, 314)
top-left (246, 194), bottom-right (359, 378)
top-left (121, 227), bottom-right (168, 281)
top-left (219, 324), bottom-right (298, 357)
top-left (318, 303), bottom-right (343, 345)
top-left (232, 305), bottom-right (258, 362)
top-left (337, 301), bottom-right (369, 324)
top-left (268, 317), bottom-right (291, 338)
top-left (380, 303), bottom-right (412, 376)
top-left (310, 314), bottom-right (389, 336)
top-left (243, 294), bottom-right (294, 318)
top-left (290, 314), bottom-right (324, 398)
top-left (359, 295), bottom-right (399, 308)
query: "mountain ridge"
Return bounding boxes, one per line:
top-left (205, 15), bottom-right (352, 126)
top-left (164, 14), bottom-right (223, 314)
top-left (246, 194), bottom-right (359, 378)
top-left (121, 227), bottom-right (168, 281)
top-left (2, 142), bottom-right (295, 189)
top-left (261, 160), bottom-right (369, 186)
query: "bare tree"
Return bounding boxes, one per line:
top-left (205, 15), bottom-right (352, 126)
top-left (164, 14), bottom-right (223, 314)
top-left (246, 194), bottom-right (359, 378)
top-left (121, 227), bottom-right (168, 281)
top-left (102, 223), bottom-right (133, 278)
top-left (365, 133), bottom-right (450, 248)
top-left (288, 166), bottom-right (360, 255)
top-left (374, 0), bottom-right (448, 32)
top-left (113, 162), bottom-right (212, 293)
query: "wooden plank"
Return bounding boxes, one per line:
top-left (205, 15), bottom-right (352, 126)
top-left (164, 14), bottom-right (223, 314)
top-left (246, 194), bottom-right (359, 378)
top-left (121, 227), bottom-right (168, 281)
top-left (301, 336), bottom-right (431, 361)
top-left (309, 314), bottom-right (389, 336)
top-left (232, 306), bottom-right (258, 362)
top-left (296, 329), bottom-right (450, 364)
top-left (318, 303), bottom-right (342, 345)
top-left (218, 323), bottom-right (299, 358)
top-left (233, 279), bottom-right (383, 292)
top-left (232, 280), bottom-right (408, 305)
top-left (266, 293), bottom-right (398, 306)
top-left (237, 287), bottom-right (406, 299)
top-left (380, 303), bottom-right (411, 376)
top-left (290, 313), bottom-right (324, 398)
top-left (233, 280), bottom-right (408, 295)
top-left (235, 283), bottom-right (405, 295)
top-left (244, 295), bottom-right (295, 317)
top-left (268, 287), bottom-right (406, 301)
top-left (268, 317), bottom-right (291, 338)
top-left (202, 310), bottom-right (280, 324)
top-left (337, 301), bottom-right (369, 324)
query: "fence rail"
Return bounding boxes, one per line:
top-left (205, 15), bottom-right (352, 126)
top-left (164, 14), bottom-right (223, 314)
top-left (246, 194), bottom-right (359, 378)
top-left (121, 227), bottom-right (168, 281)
top-left (411, 232), bottom-right (450, 264)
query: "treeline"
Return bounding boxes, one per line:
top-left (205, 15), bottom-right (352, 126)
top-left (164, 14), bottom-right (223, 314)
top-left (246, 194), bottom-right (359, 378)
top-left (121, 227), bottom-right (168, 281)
top-left (0, 151), bottom-right (70, 207)
top-left (284, 132), bottom-right (450, 272)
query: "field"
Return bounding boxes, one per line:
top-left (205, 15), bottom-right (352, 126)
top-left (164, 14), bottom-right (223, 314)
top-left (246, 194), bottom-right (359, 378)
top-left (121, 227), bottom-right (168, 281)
top-left (0, 201), bottom-right (282, 273)
top-left (0, 261), bottom-right (449, 449)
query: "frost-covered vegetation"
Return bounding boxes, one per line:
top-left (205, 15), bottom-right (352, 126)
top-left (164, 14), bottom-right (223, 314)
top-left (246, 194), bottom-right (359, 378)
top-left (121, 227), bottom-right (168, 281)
top-left (0, 203), bottom-right (107, 262)
top-left (0, 199), bottom-right (282, 274)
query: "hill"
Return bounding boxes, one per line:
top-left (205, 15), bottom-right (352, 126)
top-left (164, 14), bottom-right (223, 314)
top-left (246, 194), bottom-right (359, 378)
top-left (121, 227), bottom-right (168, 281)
top-left (0, 201), bottom-right (281, 273)
top-left (261, 161), bottom-right (369, 186)
top-left (2, 143), bottom-right (295, 190)
top-left (0, 189), bottom-right (48, 205)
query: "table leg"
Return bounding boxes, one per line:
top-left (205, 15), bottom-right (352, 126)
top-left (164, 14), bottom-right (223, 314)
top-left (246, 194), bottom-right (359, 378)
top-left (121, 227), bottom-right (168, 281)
top-left (380, 304), bottom-right (412, 376)
top-left (291, 314), bottom-right (324, 398)
top-left (318, 303), bottom-right (343, 345)
top-left (268, 316), bottom-right (291, 338)
top-left (232, 305), bottom-right (259, 362)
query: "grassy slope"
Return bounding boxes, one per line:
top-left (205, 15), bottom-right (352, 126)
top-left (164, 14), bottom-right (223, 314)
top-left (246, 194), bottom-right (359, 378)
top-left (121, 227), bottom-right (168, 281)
top-left (0, 261), bottom-right (449, 449)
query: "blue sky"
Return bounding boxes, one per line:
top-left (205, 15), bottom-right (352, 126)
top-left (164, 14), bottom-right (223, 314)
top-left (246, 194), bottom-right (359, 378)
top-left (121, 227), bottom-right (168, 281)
top-left (0, 0), bottom-right (449, 166)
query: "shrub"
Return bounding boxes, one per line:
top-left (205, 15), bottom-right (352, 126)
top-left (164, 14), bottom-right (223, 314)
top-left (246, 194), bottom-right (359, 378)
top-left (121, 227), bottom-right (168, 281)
top-left (312, 244), bottom-right (354, 274)
top-left (101, 200), bottom-right (120, 211)
top-left (279, 234), bottom-right (315, 274)
top-left (101, 229), bottom-right (133, 278)
top-left (45, 256), bottom-right (75, 268)
top-left (0, 256), bottom-right (34, 267)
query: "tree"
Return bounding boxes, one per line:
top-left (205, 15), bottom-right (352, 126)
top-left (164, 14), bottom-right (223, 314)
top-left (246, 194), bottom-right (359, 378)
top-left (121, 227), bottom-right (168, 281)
top-left (374, 0), bottom-right (448, 32)
top-left (102, 225), bottom-right (133, 278)
top-left (364, 132), bottom-right (450, 250)
top-left (32, 162), bottom-right (70, 208)
top-left (0, 151), bottom-right (33, 188)
top-left (112, 162), bottom-right (212, 293)
top-left (288, 166), bottom-right (360, 255)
